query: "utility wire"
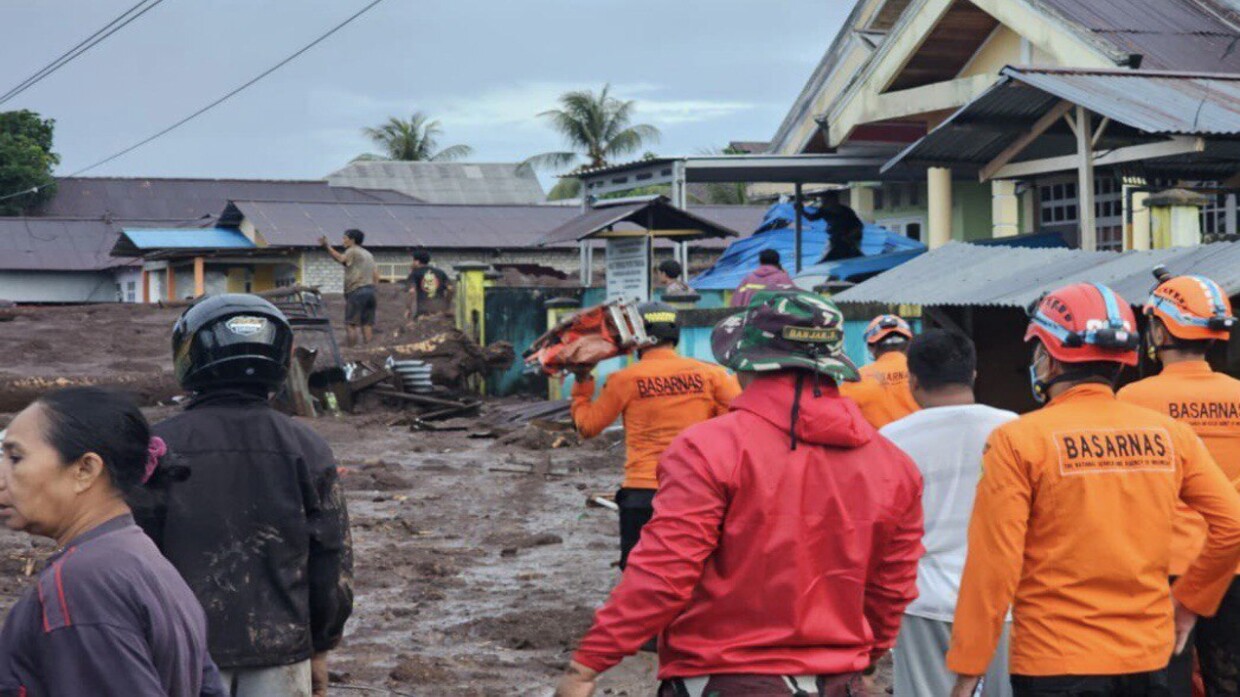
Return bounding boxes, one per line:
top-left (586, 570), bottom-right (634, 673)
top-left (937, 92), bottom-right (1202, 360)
top-left (0, 0), bottom-right (388, 205)
top-left (64, 0), bottom-right (388, 177)
top-left (0, 0), bottom-right (168, 107)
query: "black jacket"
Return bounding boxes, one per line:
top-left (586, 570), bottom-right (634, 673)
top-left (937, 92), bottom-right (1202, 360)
top-left (135, 390), bottom-right (353, 669)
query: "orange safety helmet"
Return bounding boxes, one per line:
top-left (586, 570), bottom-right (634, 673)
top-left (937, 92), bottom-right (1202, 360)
top-left (1145, 272), bottom-right (1236, 342)
top-left (1025, 283), bottom-right (1139, 366)
top-left (863, 314), bottom-right (913, 345)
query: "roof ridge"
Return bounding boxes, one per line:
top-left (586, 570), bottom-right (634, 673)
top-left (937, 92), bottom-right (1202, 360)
top-left (56, 176), bottom-right (333, 184)
top-left (228, 199), bottom-right (572, 210)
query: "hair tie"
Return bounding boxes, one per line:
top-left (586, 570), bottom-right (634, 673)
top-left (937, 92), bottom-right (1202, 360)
top-left (142, 436), bottom-right (167, 485)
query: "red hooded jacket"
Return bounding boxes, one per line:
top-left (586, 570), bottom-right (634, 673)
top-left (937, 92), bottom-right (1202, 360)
top-left (573, 373), bottom-right (924, 678)
top-left (731, 265), bottom-right (797, 307)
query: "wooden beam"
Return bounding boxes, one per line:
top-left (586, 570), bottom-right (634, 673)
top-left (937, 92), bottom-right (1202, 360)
top-left (1090, 116), bottom-right (1112, 149)
top-left (166, 266), bottom-right (175, 302)
top-left (993, 137), bottom-right (1206, 180)
top-left (1076, 105), bottom-right (1097, 251)
top-left (979, 99), bottom-right (1074, 181)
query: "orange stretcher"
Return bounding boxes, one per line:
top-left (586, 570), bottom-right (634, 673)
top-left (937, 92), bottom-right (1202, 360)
top-left (524, 301), bottom-right (654, 376)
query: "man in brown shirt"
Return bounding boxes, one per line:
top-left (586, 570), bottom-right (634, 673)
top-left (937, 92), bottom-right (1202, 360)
top-left (319, 229), bottom-right (379, 346)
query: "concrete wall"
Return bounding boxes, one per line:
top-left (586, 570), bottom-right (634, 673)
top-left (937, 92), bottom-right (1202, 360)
top-left (0, 271), bottom-right (121, 303)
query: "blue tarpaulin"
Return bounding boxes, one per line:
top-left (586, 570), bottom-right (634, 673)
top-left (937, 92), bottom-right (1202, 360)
top-left (690, 202), bottom-right (926, 291)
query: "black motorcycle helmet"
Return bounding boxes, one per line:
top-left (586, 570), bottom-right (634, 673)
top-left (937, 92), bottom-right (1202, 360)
top-left (639, 301), bottom-right (680, 345)
top-left (172, 294), bottom-right (293, 392)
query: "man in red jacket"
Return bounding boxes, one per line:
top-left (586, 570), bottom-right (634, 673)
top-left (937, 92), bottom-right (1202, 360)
top-left (556, 290), bottom-right (925, 697)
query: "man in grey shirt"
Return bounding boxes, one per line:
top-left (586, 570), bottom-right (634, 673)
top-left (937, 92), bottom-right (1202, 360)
top-left (320, 228), bottom-right (379, 346)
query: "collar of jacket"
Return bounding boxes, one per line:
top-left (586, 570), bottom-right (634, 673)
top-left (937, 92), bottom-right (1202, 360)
top-left (1048, 382), bottom-right (1116, 407)
top-left (187, 388), bottom-right (270, 410)
top-left (1160, 360), bottom-right (1213, 377)
top-left (639, 346), bottom-right (678, 361)
top-left (731, 372), bottom-right (874, 448)
top-left (873, 351), bottom-right (906, 369)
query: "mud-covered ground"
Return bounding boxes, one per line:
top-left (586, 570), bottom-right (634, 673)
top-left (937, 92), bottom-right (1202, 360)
top-left (0, 294), bottom-right (894, 696)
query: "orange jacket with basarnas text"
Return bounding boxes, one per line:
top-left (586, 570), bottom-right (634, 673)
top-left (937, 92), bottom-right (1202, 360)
top-left (1119, 360), bottom-right (1240, 575)
top-left (839, 351), bottom-right (919, 428)
top-left (572, 347), bottom-right (741, 490)
top-left (947, 384), bottom-right (1240, 678)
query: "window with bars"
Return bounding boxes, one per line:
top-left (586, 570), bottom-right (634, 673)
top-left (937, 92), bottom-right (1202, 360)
top-left (378, 263), bottom-right (409, 282)
top-left (1038, 176), bottom-right (1125, 250)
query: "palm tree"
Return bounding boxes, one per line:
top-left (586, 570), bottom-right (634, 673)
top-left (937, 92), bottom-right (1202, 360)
top-left (355, 113), bottom-right (473, 162)
top-left (524, 85), bottom-right (661, 200)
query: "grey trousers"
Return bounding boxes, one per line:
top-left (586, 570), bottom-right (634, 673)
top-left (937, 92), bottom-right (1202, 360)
top-left (219, 660), bottom-right (312, 697)
top-left (894, 615), bottom-right (1012, 697)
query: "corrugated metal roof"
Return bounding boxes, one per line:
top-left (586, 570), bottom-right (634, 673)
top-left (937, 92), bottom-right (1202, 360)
top-left (232, 200), bottom-right (576, 249)
top-left (33, 177), bottom-right (421, 223)
top-left (537, 198), bottom-right (740, 246)
top-left (326, 162), bottom-right (546, 205)
top-left (119, 228), bottom-right (255, 250)
top-left (1013, 68), bottom-right (1240, 135)
top-left (0, 218), bottom-right (132, 271)
top-left (834, 240), bottom-right (1240, 307)
top-left (226, 200), bottom-right (762, 250)
top-left (1034, 0), bottom-right (1240, 73)
top-left (884, 67), bottom-right (1240, 174)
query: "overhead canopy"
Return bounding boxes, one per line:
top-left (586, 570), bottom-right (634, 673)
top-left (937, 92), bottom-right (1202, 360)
top-left (883, 67), bottom-right (1240, 181)
top-left (112, 227), bottom-right (256, 257)
top-left (536, 196), bottom-right (740, 246)
top-left (573, 149), bottom-right (912, 199)
top-left (833, 240), bottom-right (1240, 308)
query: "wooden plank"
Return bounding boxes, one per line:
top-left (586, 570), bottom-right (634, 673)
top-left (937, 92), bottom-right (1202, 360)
top-left (979, 99), bottom-right (1073, 182)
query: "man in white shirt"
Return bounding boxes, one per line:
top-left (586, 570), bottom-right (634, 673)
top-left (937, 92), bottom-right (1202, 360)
top-left (881, 329), bottom-right (1017, 697)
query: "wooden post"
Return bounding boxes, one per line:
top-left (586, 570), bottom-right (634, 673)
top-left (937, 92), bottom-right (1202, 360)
top-left (166, 266), bottom-right (176, 302)
top-left (193, 257), bottom-right (205, 297)
top-left (141, 270), bottom-right (150, 304)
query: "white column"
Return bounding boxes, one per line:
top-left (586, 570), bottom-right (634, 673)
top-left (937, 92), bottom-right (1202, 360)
top-left (928, 167), bottom-right (953, 249)
top-left (1130, 191), bottom-right (1152, 251)
top-left (991, 180), bottom-right (1019, 238)
top-left (1075, 105), bottom-right (1097, 251)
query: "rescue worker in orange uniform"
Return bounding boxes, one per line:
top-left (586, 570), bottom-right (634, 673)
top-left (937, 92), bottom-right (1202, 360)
top-left (840, 314), bottom-right (920, 428)
top-left (948, 283), bottom-right (1240, 697)
top-left (1118, 269), bottom-right (1240, 697)
top-left (571, 302), bottom-right (741, 568)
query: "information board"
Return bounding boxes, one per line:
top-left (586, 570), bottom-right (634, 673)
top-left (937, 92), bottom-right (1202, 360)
top-left (605, 236), bottom-right (650, 303)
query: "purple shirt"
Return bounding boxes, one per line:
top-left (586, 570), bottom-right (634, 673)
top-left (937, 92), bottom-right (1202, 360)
top-left (731, 265), bottom-right (797, 308)
top-left (0, 515), bottom-right (227, 697)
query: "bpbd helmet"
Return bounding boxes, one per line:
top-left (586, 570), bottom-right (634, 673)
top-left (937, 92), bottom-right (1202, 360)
top-left (1025, 282), bottom-right (1139, 366)
top-left (638, 301), bottom-right (680, 344)
top-left (172, 294), bottom-right (293, 391)
top-left (1145, 266), bottom-right (1236, 342)
top-left (864, 314), bottom-right (913, 346)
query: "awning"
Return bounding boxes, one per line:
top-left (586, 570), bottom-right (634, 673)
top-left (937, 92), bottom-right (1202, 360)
top-left (882, 67), bottom-right (1240, 181)
top-left (536, 196), bottom-right (739, 246)
top-left (113, 227), bottom-right (256, 257)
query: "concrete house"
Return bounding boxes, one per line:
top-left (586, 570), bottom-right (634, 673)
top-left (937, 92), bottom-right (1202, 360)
top-left (767, 0), bottom-right (1240, 250)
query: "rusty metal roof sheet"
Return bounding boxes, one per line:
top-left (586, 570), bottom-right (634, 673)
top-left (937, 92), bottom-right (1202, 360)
top-left (1034, 0), bottom-right (1240, 72)
top-left (834, 240), bottom-right (1240, 307)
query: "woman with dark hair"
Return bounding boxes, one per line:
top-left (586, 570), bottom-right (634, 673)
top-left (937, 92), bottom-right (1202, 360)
top-left (0, 387), bottom-right (227, 697)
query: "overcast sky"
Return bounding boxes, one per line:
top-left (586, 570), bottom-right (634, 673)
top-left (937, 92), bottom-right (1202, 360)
top-left (1, 0), bottom-right (850, 187)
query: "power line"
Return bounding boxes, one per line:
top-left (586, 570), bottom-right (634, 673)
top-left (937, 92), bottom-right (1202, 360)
top-left (63, 0), bottom-right (388, 177)
top-left (0, 0), bottom-right (168, 107)
top-left (0, 0), bottom-right (388, 206)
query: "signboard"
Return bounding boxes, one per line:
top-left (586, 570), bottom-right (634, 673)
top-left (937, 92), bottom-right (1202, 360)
top-left (605, 236), bottom-right (650, 303)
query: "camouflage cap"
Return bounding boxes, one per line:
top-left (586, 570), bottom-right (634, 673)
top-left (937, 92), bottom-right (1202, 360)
top-left (711, 290), bottom-right (860, 382)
